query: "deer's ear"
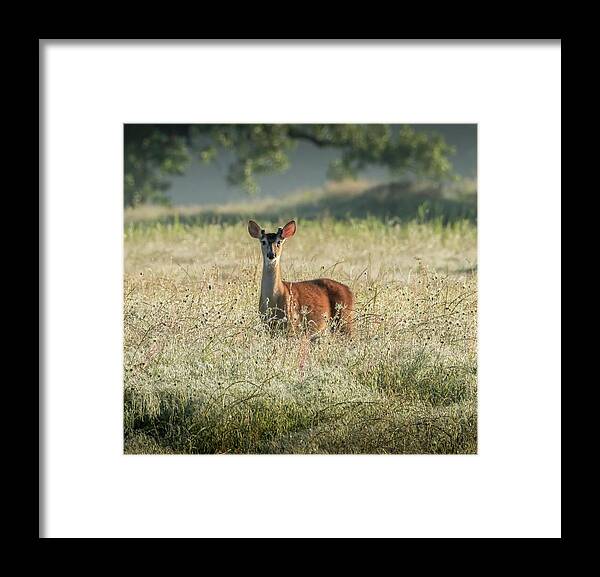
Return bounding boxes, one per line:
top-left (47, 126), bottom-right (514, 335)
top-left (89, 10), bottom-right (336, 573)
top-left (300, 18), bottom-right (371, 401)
top-left (280, 220), bottom-right (296, 239)
top-left (248, 220), bottom-right (262, 238)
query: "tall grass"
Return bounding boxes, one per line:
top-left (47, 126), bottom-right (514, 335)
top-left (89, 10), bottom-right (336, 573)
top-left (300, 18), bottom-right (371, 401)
top-left (124, 210), bottom-right (477, 454)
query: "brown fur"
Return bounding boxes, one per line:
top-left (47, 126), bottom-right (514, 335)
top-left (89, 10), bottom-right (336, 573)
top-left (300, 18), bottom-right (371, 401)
top-left (280, 278), bottom-right (354, 335)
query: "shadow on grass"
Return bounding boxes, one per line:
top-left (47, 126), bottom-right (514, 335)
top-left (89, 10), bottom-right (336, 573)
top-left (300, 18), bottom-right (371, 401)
top-left (126, 181), bottom-right (477, 229)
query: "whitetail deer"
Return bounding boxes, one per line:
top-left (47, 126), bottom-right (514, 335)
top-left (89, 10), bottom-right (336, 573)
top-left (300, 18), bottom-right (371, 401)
top-left (248, 219), bottom-right (354, 335)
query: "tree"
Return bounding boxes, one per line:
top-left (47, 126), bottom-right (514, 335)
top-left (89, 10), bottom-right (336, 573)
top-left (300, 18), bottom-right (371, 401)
top-left (124, 124), bottom-right (456, 206)
top-left (124, 125), bottom-right (191, 206)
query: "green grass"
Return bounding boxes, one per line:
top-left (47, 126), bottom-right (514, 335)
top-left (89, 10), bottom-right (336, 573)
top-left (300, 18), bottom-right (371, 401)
top-left (124, 184), bottom-right (477, 454)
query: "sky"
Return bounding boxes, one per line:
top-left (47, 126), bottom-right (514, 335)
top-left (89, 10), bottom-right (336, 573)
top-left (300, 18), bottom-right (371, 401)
top-left (165, 124), bottom-right (477, 205)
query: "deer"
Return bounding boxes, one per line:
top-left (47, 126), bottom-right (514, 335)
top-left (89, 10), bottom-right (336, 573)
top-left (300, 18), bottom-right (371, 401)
top-left (248, 219), bottom-right (354, 336)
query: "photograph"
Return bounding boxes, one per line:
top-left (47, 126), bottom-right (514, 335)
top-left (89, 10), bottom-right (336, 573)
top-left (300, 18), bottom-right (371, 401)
top-left (123, 123), bottom-right (478, 454)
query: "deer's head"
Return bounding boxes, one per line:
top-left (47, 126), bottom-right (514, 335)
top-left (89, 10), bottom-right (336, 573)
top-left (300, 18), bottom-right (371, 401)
top-left (248, 220), bottom-right (296, 268)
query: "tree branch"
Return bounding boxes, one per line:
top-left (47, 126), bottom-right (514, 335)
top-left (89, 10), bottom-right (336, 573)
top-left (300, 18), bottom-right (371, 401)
top-left (287, 127), bottom-right (334, 148)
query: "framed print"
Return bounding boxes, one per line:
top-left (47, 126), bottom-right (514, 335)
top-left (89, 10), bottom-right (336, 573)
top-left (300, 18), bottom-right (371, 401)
top-left (41, 39), bottom-right (561, 538)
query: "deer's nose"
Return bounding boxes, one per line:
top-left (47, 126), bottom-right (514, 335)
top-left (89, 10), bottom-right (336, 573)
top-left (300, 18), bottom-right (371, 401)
top-left (267, 252), bottom-right (275, 259)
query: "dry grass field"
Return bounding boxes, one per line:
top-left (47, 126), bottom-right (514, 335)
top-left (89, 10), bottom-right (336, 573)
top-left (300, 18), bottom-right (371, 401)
top-left (124, 182), bottom-right (477, 454)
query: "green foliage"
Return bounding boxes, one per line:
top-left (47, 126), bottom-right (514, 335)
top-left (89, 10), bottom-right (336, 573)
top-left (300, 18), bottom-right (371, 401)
top-left (124, 126), bottom-right (191, 206)
top-left (124, 124), bottom-right (456, 206)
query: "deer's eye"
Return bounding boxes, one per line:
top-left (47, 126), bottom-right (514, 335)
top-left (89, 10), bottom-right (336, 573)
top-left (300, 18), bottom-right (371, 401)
top-left (276, 241), bottom-right (281, 246)
top-left (261, 240), bottom-right (266, 245)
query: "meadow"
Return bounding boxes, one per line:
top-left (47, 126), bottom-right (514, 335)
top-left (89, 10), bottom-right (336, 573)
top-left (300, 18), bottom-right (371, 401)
top-left (124, 181), bottom-right (477, 454)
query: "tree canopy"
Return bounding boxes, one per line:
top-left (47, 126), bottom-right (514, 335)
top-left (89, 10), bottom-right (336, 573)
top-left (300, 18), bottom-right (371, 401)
top-left (124, 124), bottom-right (456, 206)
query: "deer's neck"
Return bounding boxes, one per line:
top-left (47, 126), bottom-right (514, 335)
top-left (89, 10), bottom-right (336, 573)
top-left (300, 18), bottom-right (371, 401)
top-left (261, 260), bottom-right (285, 306)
